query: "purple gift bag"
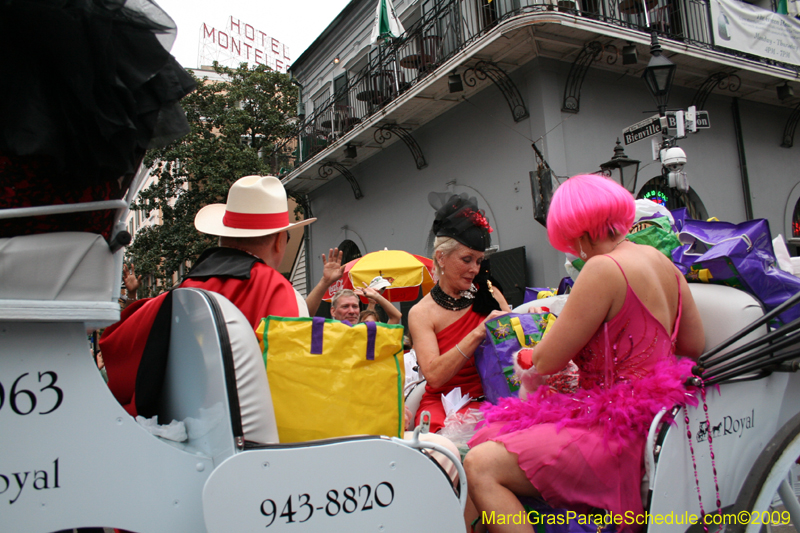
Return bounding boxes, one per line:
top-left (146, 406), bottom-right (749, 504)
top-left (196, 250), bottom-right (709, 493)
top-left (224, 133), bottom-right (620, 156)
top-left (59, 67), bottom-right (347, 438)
top-left (474, 313), bottom-right (552, 404)
top-left (672, 218), bottom-right (800, 325)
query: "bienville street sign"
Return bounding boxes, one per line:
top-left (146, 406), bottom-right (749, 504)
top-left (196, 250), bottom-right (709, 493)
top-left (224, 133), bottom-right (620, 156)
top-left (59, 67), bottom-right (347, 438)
top-left (623, 115), bottom-right (662, 145)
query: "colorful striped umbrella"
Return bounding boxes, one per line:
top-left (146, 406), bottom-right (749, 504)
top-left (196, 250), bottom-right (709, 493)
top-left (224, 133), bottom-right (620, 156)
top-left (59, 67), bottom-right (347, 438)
top-left (323, 249), bottom-right (435, 303)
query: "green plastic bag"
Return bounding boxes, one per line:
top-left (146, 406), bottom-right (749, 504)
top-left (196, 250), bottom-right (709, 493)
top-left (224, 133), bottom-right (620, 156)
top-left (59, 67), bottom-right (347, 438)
top-left (627, 216), bottom-right (682, 259)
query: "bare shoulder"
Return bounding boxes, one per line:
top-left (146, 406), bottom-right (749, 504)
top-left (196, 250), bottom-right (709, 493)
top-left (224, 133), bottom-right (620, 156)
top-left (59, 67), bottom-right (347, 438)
top-left (579, 253), bottom-right (626, 283)
top-left (408, 295), bottom-right (434, 323)
top-left (637, 244), bottom-right (682, 280)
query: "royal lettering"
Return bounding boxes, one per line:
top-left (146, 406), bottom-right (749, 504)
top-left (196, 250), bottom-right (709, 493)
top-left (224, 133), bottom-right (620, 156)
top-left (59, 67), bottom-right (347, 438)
top-left (698, 409), bottom-right (755, 441)
top-left (723, 408), bottom-right (755, 438)
top-left (0, 458), bottom-right (60, 504)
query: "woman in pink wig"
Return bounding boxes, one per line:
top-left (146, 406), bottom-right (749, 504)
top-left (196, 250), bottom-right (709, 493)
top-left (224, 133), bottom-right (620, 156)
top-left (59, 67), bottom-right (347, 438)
top-left (465, 174), bottom-right (705, 532)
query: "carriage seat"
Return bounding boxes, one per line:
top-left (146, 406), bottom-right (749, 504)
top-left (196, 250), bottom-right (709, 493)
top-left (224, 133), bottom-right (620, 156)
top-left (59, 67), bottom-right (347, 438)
top-left (160, 288), bottom-right (463, 482)
top-left (0, 232), bottom-right (116, 302)
top-left (687, 283), bottom-right (766, 356)
top-left (156, 288), bottom-right (278, 461)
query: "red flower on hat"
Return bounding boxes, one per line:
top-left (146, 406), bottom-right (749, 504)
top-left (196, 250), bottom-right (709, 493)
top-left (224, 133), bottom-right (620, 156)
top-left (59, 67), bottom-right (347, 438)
top-left (462, 208), bottom-right (493, 233)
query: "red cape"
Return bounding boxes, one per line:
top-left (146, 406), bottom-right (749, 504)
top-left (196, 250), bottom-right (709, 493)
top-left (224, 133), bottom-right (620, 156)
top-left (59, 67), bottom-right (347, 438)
top-left (100, 248), bottom-right (300, 415)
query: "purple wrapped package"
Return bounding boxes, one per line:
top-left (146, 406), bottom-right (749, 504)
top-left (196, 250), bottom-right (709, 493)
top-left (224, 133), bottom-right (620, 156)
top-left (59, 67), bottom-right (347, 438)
top-left (524, 287), bottom-right (557, 304)
top-left (673, 218), bottom-right (800, 325)
top-left (557, 277), bottom-right (574, 295)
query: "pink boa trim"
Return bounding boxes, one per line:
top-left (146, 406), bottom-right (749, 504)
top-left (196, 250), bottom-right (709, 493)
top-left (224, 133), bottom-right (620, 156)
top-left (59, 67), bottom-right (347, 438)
top-left (479, 356), bottom-right (698, 446)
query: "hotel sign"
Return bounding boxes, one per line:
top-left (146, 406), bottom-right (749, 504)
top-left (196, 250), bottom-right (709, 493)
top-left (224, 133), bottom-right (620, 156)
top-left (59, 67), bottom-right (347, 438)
top-left (199, 16), bottom-right (291, 72)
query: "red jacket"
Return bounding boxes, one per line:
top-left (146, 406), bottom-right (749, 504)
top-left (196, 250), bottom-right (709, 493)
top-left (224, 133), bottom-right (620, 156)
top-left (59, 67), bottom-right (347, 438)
top-left (101, 247), bottom-right (301, 416)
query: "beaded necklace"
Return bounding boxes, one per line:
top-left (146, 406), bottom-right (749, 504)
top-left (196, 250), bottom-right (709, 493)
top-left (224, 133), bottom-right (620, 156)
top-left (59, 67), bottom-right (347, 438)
top-left (685, 378), bottom-right (722, 533)
top-left (431, 283), bottom-right (474, 311)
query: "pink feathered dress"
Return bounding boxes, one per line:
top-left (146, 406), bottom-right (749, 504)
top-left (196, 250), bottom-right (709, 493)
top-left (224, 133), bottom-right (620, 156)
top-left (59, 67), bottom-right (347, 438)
top-left (469, 257), bottom-right (697, 521)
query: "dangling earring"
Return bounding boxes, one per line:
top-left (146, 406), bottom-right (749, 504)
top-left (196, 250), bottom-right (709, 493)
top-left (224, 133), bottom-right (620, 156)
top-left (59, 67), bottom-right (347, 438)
top-left (579, 242), bottom-right (588, 260)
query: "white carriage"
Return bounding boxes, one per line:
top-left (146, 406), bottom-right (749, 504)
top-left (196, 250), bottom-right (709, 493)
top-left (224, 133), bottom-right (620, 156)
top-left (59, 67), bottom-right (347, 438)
top-left (0, 179), bottom-right (469, 532)
top-left (3, 182), bottom-right (800, 532)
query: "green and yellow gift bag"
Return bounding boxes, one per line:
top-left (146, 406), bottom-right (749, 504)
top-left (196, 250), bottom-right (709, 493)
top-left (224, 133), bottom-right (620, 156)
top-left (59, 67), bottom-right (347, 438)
top-left (256, 316), bottom-right (405, 443)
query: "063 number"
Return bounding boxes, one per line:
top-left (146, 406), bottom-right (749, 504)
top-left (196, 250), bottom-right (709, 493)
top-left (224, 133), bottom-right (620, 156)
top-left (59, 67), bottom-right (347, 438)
top-left (0, 371), bottom-right (63, 416)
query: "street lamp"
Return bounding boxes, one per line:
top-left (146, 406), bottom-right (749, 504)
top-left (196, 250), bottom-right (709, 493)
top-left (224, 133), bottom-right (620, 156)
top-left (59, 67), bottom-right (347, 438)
top-left (642, 33), bottom-right (676, 116)
top-left (600, 138), bottom-right (641, 194)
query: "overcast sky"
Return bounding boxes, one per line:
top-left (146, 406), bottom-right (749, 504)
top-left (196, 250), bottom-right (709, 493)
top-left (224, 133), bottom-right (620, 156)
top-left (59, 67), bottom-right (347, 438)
top-left (155, 0), bottom-right (353, 70)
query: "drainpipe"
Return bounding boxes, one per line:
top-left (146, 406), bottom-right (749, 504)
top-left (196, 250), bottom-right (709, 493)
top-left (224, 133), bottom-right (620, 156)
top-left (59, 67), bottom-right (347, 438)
top-left (289, 71), bottom-right (306, 121)
top-left (289, 71), bottom-right (313, 298)
top-left (731, 97), bottom-right (754, 221)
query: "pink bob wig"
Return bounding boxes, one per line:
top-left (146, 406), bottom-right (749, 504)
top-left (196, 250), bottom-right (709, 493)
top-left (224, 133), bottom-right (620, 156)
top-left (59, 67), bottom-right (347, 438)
top-left (546, 174), bottom-right (636, 255)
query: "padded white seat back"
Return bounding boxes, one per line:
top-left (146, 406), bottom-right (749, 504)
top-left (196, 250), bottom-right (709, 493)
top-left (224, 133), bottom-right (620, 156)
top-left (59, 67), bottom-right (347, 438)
top-left (0, 232), bottom-right (115, 301)
top-left (159, 289), bottom-right (277, 463)
top-left (688, 283), bottom-right (766, 356)
top-left (205, 291), bottom-right (279, 445)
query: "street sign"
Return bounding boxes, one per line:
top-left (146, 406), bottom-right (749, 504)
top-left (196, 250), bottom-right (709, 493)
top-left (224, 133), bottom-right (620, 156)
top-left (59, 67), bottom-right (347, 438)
top-left (696, 110), bottom-right (711, 129)
top-left (623, 114), bottom-right (662, 145)
top-left (666, 110), bottom-right (710, 130)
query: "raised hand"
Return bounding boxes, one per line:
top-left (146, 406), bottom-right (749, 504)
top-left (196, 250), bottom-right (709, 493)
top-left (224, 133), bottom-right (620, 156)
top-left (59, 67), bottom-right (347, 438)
top-left (321, 248), bottom-right (345, 285)
top-left (123, 263), bottom-right (142, 294)
top-left (355, 283), bottom-right (380, 302)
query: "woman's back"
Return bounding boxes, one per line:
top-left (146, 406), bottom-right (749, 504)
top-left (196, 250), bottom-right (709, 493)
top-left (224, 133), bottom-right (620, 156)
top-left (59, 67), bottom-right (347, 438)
top-left (602, 243), bottom-right (704, 359)
top-left (603, 243), bottom-right (681, 335)
top-left (531, 241), bottom-right (703, 376)
top-left (576, 247), bottom-right (683, 389)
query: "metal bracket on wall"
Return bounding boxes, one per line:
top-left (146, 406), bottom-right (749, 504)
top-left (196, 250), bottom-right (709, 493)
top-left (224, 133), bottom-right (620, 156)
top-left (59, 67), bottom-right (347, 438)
top-left (781, 103), bottom-right (800, 148)
top-left (562, 41), bottom-right (618, 114)
top-left (690, 72), bottom-right (741, 110)
top-left (463, 60), bottom-right (529, 122)
top-left (318, 162), bottom-right (364, 199)
top-left (374, 124), bottom-right (428, 169)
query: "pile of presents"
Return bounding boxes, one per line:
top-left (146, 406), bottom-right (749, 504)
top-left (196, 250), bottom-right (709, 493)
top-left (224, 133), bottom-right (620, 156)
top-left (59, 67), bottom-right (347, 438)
top-left (526, 200), bottom-right (800, 327)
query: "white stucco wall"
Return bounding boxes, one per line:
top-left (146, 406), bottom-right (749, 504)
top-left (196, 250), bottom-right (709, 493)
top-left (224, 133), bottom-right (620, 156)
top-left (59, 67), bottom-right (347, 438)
top-left (304, 56), bottom-right (800, 289)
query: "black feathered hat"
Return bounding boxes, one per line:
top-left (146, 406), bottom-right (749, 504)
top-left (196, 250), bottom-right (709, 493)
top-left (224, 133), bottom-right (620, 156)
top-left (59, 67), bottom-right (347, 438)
top-left (429, 192), bottom-right (492, 252)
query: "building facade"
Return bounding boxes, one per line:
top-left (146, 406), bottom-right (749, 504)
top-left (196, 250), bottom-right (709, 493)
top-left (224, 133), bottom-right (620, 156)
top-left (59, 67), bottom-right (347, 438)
top-left (284, 0), bottom-right (800, 304)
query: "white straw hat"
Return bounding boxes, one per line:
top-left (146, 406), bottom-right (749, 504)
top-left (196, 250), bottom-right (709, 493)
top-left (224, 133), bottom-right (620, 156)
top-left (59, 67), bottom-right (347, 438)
top-left (194, 175), bottom-right (316, 237)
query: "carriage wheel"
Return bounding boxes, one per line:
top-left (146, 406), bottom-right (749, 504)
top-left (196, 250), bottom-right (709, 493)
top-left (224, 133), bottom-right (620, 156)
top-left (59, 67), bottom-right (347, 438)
top-left (730, 411), bottom-right (800, 533)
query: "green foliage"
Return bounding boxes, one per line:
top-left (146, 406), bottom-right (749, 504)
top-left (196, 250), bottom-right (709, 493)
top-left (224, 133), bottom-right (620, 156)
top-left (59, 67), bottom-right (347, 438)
top-left (127, 63), bottom-right (299, 295)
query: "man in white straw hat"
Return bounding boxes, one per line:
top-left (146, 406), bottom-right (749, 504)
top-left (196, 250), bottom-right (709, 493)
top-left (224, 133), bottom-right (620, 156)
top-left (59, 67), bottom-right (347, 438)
top-left (100, 176), bottom-right (323, 416)
top-left (184, 174), bottom-right (316, 324)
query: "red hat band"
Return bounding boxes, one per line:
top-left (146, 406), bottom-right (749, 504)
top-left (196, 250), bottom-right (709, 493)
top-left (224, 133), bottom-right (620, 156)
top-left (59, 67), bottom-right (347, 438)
top-left (222, 210), bottom-right (290, 230)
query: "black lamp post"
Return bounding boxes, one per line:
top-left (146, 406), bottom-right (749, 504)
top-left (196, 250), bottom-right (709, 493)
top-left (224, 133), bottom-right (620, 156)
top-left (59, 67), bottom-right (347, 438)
top-left (600, 138), bottom-right (641, 194)
top-left (642, 33), bottom-right (676, 116)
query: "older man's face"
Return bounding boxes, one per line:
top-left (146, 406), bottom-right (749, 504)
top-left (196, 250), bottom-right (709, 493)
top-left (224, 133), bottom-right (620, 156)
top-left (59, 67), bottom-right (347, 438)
top-left (332, 295), bottom-right (360, 323)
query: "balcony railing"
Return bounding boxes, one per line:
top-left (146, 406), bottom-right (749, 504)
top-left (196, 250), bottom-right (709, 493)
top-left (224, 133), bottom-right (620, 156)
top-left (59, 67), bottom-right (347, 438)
top-left (287, 0), bottom-right (795, 166)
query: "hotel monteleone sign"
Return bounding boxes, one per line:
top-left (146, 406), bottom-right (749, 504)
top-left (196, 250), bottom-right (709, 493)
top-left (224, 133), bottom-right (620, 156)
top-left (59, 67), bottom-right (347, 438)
top-left (198, 16), bottom-right (291, 72)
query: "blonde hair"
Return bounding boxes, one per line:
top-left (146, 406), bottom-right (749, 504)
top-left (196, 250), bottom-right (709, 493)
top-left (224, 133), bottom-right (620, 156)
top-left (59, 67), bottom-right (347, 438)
top-left (433, 236), bottom-right (462, 277)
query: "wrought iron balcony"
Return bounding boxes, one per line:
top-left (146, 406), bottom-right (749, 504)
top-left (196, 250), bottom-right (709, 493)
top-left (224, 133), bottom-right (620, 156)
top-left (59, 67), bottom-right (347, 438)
top-left (286, 0), bottom-right (797, 166)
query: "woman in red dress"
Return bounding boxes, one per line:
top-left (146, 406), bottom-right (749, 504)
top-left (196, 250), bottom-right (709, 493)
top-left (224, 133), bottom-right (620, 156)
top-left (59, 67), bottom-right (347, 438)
top-left (409, 193), bottom-right (509, 434)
